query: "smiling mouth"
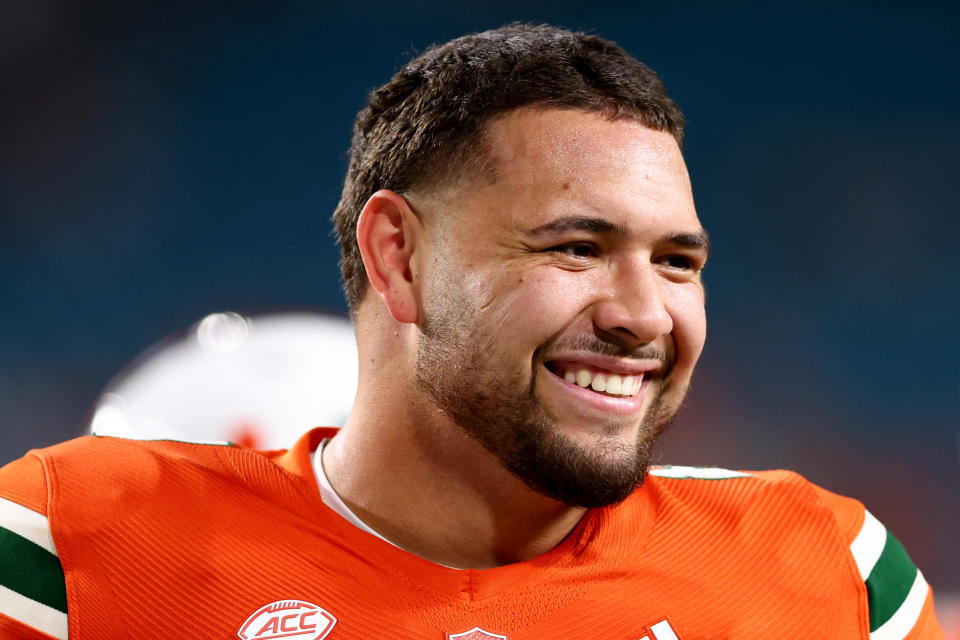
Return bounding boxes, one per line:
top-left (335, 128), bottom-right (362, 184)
top-left (545, 361), bottom-right (645, 398)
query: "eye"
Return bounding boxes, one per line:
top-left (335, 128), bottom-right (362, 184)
top-left (547, 243), bottom-right (599, 259)
top-left (658, 254), bottom-right (698, 270)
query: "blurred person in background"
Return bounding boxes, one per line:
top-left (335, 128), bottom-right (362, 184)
top-left (0, 23), bottom-right (944, 640)
top-left (86, 310), bottom-right (358, 449)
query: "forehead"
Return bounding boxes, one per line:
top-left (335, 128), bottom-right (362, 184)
top-left (464, 107), bottom-right (698, 231)
top-left (489, 107), bottom-right (683, 171)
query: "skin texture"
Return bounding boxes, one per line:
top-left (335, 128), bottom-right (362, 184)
top-left (323, 108), bottom-right (708, 569)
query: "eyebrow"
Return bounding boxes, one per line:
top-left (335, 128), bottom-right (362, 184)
top-left (667, 231), bottom-right (711, 258)
top-left (528, 216), bottom-right (625, 236)
top-left (528, 215), bottom-right (711, 258)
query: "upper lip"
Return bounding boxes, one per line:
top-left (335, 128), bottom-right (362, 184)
top-left (543, 352), bottom-right (665, 377)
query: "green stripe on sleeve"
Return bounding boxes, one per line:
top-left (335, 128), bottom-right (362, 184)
top-left (0, 526), bottom-right (68, 613)
top-left (866, 530), bottom-right (918, 631)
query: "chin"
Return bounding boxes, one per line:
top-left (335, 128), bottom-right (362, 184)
top-left (553, 419), bottom-right (645, 451)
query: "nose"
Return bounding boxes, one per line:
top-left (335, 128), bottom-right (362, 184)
top-left (591, 261), bottom-right (673, 347)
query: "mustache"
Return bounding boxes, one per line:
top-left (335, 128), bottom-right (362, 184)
top-left (537, 334), bottom-right (673, 376)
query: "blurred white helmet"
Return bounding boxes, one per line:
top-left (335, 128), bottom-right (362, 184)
top-left (88, 311), bottom-right (358, 450)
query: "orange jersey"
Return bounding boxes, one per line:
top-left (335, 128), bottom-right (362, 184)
top-left (0, 428), bottom-right (942, 639)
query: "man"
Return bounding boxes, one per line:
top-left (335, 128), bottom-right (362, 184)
top-left (0, 24), bottom-right (942, 640)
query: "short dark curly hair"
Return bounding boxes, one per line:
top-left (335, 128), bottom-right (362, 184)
top-left (332, 23), bottom-right (685, 312)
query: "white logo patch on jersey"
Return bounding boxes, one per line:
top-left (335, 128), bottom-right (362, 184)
top-left (237, 600), bottom-right (336, 640)
top-left (446, 627), bottom-right (509, 640)
top-left (637, 619), bottom-right (681, 640)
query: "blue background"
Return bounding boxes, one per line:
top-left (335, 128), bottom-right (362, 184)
top-left (1, 1), bottom-right (957, 588)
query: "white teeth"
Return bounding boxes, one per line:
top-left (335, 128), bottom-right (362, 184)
top-left (575, 369), bottom-right (592, 388)
top-left (606, 374), bottom-right (623, 395)
top-left (562, 367), bottom-right (644, 398)
top-left (590, 373), bottom-right (607, 392)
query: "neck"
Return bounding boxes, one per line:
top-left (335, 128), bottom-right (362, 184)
top-left (322, 393), bottom-right (587, 569)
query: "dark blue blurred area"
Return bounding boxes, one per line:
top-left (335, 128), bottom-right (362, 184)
top-left (1, 1), bottom-right (957, 587)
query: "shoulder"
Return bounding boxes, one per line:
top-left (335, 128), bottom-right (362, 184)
top-left (2, 431), bottom-right (326, 515)
top-left (647, 464), bottom-right (869, 526)
top-left (26, 434), bottom-right (240, 489)
top-left (0, 435), bottom-right (299, 640)
top-left (644, 465), bottom-right (941, 639)
top-left (0, 434), bottom-right (252, 556)
top-left (0, 432), bottom-right (241, 526)
top-left (645, 464), bottom-right (829, 520)
top-left (642, 466), bottom-right (850, 565)
top-left (809, 484), bottom-right (940, 639)
top-left (0, 452), bottom-right (68, 639)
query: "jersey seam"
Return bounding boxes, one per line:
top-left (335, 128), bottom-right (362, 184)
top-left (0, 452), bottom-right (49, 516)
top-left (39, 451), bottom-right (77, 639)
top-left (27, 451), bottom-right (50, 520)
top-left (41, 448), bottom-right (129, 640)
top-left (803, 476), bottom-right (871, 639)
top-left (213, 445), bottom-right (325, 511)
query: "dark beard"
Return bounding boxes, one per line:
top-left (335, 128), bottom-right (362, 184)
top-left (415, 286), bottom-right (679, 508)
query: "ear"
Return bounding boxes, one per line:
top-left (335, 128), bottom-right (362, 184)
top-left (355, 190), bottom-right (423, 324)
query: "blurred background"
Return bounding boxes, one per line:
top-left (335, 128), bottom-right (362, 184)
top-left (1, 0), bottom-right (956, 614)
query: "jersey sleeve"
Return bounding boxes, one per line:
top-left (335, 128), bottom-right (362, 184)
top-left (812, 485), bottom-right (943, 640)
top-left (0, 454), bottom-right (69, 639)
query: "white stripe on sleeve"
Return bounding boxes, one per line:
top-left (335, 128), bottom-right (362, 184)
top-left (0, 497), bottom-right (57, 556)
top-left (850, 509), bottom-right (886, 580)
top-left (0, 583), bottom-right (68, 640)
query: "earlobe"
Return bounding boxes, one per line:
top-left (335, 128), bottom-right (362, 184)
top-left (355, 190), bottom-right (422, 324)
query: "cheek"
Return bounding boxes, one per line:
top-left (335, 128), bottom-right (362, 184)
top-left (468, 269), bottom-right (591, 342)
top-left (666, 285), bottom-right (707, 365)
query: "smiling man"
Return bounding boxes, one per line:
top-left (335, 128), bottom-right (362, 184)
top-left (0, 24), bottom-right (943, 640)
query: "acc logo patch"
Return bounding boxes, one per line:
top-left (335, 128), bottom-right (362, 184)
top-left (237, 600), bottom-right (336, 640)
top-left (446, 628), bottom-right (508, 640)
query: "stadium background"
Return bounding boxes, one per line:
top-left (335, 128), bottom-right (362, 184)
top-left (1, 0), bottom-right (957, 620)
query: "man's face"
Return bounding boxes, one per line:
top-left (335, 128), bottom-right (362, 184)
top-left (413, 108), bottom-right (707, 508)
